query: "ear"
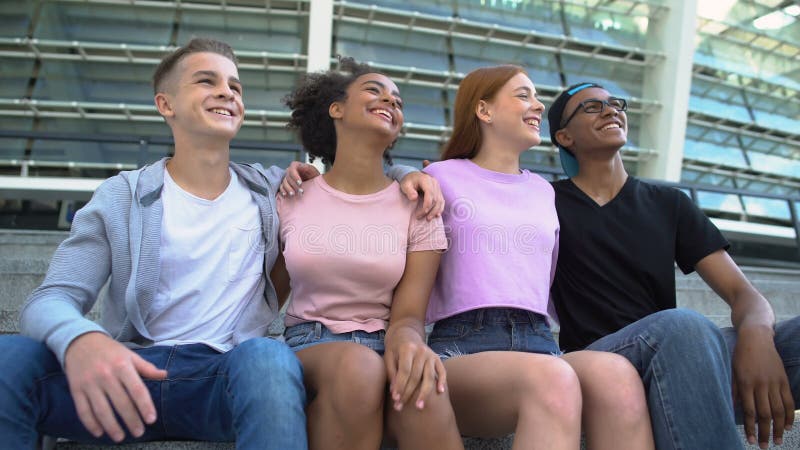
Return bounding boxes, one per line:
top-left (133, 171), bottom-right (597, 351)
top-left (475, 99), bottom-right (493, 124)
top-left (329, 101), bottom-right (344, 120)
top-left (154, 93), bottom-right (175, 119)
top-left (554, 128), bottom-right (574, 148)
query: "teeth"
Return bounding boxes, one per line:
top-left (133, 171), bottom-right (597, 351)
top-left (373, 109), bottom-right (392, 120)
top-left (211, 108), bottom-right (232, 116)
top-left (601, 123), bottom-right (620, 131)
top-left (525, 119), bottom-right (539, 127)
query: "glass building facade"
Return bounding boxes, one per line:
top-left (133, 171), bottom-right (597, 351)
top-left (0, 0), bottom-right (797, 261)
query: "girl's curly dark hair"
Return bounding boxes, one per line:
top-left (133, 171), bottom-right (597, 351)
top-left (284, 57), bottom-right (394, 165)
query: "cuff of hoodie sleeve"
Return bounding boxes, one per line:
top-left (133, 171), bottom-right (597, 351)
top-left (51, 322), bottom-right (110, 368)
top-left (386, 164), bottom-right (418, 182)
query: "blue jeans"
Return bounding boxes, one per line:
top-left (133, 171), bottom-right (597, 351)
top-left (284, 321), bottom-right (386, 354)
top-left (428, 308), bottom-right (561, 360)
top-left (0, 335), bottom-right (307, 450)
top-left (584, 309), bottom-right (800, 450)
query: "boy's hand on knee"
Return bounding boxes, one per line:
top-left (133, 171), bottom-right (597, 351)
top-left (64, 332), bottom-right (168, 442)
top-left (733, 326), bottom-right (794, 449)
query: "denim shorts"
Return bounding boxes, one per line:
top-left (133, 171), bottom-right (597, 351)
top-left (428, 308), bottom-right (561, 360)
top-left (284, 321), bottom-right (386, 354)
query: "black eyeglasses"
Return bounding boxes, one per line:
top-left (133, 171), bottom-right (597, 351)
top-left (560, 97), bottom-right (627, 128)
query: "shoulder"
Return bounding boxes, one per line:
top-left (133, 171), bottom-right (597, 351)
top-left (422, 159), bottom-right (464, 178)
top-left (631, 178), bottom-right (689, 205)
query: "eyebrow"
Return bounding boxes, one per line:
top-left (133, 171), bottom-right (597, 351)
top-left (191, 70), bottom-right (241, 86)
top-left (361, 80), bottom-right (401, 98)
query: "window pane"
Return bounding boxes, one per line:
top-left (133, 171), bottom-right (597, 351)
top-left (747, 152), bottom-right (800, 179)
top-left (742, 196), bottom-right (791, 221)
top-left (684, 139), bottom-right (748, 168)
top-left (696, 191), bottom-right (743, 214)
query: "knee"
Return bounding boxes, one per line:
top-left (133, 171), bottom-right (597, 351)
top-left (520, 358), bottom-right (581, 423)
top-left (655, 309), bottom-right (724, 350)
top-left (327, 345), bottom-right (385, 415)
top-left (0, 335), bottom-right (54, 383)
top-left (229, 338), bottom-right (305, 402)
top-left (389, 386), bottom-right (456, 429)
top-left (587, 354), bottom-right (649, 422)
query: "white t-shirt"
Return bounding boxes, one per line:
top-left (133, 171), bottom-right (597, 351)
top-left (146, 167), bottom-right (265, 351)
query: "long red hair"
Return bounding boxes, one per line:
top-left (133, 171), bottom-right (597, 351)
top-left (441, 65), bottom-right (526, 160)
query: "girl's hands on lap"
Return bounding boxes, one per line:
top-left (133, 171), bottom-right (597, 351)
top-left (384, 326), bottom-right (447, 411)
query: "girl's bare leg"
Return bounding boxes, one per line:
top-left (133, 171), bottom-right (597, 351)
top-left (385, 382), bottom-right (463, 450)
top-left (562, 350), bottom-right (655, 450)
top-left (297, 342), bottom-right (386, 450)
top-left (443, 351), bottom-right (582, 450)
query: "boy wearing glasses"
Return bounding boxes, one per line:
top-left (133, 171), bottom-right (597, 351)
top-left (547, 82), bottom-right (800, 450)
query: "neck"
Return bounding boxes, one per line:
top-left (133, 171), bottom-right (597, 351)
top-left (324, 131), bottom-right (391, 194)
top-left (570, 152), bottom-right (628, 206)
top-left (471, 132), bottom-right (523, 174)
top-left (167, 132), bottom-right (232, 200)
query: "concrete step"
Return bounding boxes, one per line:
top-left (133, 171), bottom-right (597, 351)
top-left (52, 437), bottom-right (518, 449)
top-left (677, 267), bottom-right (800, 327)
top-left (49, 424), bottom-right (800, 449)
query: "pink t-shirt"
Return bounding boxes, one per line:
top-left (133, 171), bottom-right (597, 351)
top-left (277, 176), bottom-right (447, 334)
top-left (423, 159), bottom-right (559, 324)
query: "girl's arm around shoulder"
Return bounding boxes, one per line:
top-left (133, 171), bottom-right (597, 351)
top-left (384, 249), bottom-right (446, 412)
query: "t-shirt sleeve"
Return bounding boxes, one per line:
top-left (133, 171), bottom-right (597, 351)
top-left (674, 189), bottom-right (730, 274)
top-left (407, 207), bottom-right (448, 252)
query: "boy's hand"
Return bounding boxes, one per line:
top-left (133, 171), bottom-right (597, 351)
top-left (64, 332), bottom-right (167, 442)
top-left (399, 171), bottom-right (444, 221)
top-left (280, 161), bottom-right (320, 197)
top-left (733, 325), bottom-right (794, 449)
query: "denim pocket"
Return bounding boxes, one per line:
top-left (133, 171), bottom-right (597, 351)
top-left (428, 321), bottom-right (470, 342)
top-left (284, 325), bottom-right (315, 349)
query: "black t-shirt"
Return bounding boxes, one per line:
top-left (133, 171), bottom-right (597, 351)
top-left (551, 177), bottom-right (729, 352)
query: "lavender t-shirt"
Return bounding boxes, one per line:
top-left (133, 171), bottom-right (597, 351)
top-left (424, 159), bottom-right (559, 324)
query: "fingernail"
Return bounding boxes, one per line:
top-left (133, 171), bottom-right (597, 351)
top-left (289, 191), bottom-right (294, 196)
top-left (748, 436), bottom-right (756, 444)
top-left (296, 179), bottom-right (302, 186)
top-left (416, 400), bottom-right (424, 409)
top-left (298, 188), bottom-right (304, 194)
top-left (146, 413), bottom-right (156, 423)
top-left (394, 402), bottom-right (402, 411)
top-left (438, 385), bottom-right (445, 393)
top-left (280, 192), bottom-right (285, 197)
top-left (776, 438), bottom-right (783, 445)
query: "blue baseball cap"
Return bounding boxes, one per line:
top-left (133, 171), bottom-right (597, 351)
top-left (547, 82), bottom-right (602, 178)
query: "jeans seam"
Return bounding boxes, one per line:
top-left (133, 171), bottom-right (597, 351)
top-left (160, 345), bottom-right (179, 436)
top-left (649, 344), bottom-right (683, 450)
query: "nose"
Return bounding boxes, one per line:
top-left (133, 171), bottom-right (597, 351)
top-left (216, 83), bottom-right (235, 99)
top-left (380, 92), bottom-right (397, 108)
top-left (600, 102), bottom-right (618, 117)
top-left (532, 97), bottom-right (545, 113)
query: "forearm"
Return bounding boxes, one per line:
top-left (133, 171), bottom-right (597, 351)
top-left (730, 287), bottom-right (775, 333)
top-left (386, 316), bottom-right (426, 344)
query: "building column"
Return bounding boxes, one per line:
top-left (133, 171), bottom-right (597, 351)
top-left (304, 0), bottom-right (334, 171)
top-left (639, 0), bottom-right (698, 182)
